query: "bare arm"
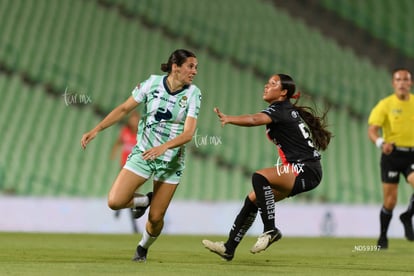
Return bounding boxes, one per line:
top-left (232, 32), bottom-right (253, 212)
top-left (214, 107), bottom-right (272, 127)
top-left (368, 124), bottom-right (394, 154)
top-left (81, 96), bottom-right (139, 149)
top-left (367, 125), bottom-right (381, 144)
top-left (141, 116), bottom-right (198, 160)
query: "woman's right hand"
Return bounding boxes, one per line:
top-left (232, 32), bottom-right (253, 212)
top-left (213, 107), bottom-right (228, 127)
top-left (81, 130), bottom-right (98, 150)
top-left (382, 142), bottom-right (394, 155)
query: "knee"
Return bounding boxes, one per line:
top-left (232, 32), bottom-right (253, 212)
top-left (252, 172), bottom-right (268, 189)
top-left (383, 195), bottom-right (397, 210)
top-left (247, 191), bottom-right (256, 203)
top-left (148, 210), bottom-right (165, 226)
top-left (107, 197), bottom-right (123, 210)
top-left (252, 172), bottom-right (265, 182)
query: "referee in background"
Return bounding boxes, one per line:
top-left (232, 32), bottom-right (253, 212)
top-left (368, 69), bottom-right (414, 249)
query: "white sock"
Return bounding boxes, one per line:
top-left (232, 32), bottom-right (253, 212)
top-left (133, 195), bottom-right (149, 208)
top-left (139, 230), bottom-right (157, 249)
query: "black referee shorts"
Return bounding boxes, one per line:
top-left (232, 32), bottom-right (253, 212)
top-left (380, 147), bottom-right (414, 184)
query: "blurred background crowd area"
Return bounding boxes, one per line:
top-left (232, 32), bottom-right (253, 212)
top-left (0, 0), bottom-right (413, 204)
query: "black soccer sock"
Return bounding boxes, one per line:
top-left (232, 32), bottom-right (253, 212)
top-left (252, 173), bottom-right (276, 233)
top-left (404, 193), bottom-right (414, 216)
top-left (380, 206), bottom-right (393, 237)
top-left (225, 196), bottom-right (258, 253)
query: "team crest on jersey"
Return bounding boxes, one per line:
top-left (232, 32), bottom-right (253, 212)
top-left (291, 110), bottom-right (299, 118)
top-left (179, 96), bottom-right (188, 108)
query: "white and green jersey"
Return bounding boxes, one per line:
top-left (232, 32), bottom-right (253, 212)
top-left (132, 74), bottom-right (202, 162)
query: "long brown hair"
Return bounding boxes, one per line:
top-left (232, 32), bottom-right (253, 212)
top-left (278, 74), bottom-right (332, 151)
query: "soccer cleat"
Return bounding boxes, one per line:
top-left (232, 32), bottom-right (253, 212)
top-left (250, 228), bottom-right (282, 254)
top-left (202, 240), bottom-right (234, 261)
top-left (132, 245), bottom-right (148, 262)
top-left (377, 235), bottom-right (388, 250)
top-left (399, 212), bottom-right (414, 241)
top-left (132, 192), bottom-right (153, 219)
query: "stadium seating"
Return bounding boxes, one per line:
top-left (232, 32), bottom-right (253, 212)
top-left (319, 0), bottom-right (414, 58)
top-left (119, 0), bottom-right (396, 118)
top-left (1, 0), bottom-right (411, 204)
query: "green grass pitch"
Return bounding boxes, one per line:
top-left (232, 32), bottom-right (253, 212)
top-left (0, 233), bottom-right (413, 275)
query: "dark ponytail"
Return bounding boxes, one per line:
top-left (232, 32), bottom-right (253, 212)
top-left (278, 74), bottom-right (333, 151)
top-left (161, 49), bottom-right (196, 73)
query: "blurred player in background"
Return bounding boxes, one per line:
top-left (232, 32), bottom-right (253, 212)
top-left (203, 74), bottom-right (332, 260)
top-left (111, 111), bottom-right (145, 233)
top-left (368, 69), bottom-right (414, 249)
top-left (111, 111), bottom-right (140, 171)
top-left (81, 49), bottom-right (201, 262)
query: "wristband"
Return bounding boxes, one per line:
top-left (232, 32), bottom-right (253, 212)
top-left (375, 137), bottom-right (384, 148)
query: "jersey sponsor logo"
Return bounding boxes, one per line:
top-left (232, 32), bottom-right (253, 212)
top-left (160, 96), bottom-right (176, 105)
top-left (152, 127), bottom-right (170, 138)
top-left (154, 108), bottom-right (173, 121)
top-left (152, 89), bottom-right (177, 104)
top-left (263, 186), bottom-right (275, 220)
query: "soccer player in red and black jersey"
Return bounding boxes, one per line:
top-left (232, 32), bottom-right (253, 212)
top-left (203, 74), bottom-right (332, 261)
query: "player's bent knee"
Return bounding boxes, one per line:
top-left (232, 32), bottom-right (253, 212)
top-left (107, 198), bottom-right (124, 210)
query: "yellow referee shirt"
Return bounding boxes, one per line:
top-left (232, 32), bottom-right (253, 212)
top-left (368, 94), bottom-right (414, 147)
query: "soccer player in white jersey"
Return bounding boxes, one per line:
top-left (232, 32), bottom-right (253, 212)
top-left (81, 49), bottom-right (201, 262)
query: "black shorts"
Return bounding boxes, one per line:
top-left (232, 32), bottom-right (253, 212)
top-left (289, 160), bottom-right (322, 197)
top-left (380, 148), bottom-right (414, 184)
